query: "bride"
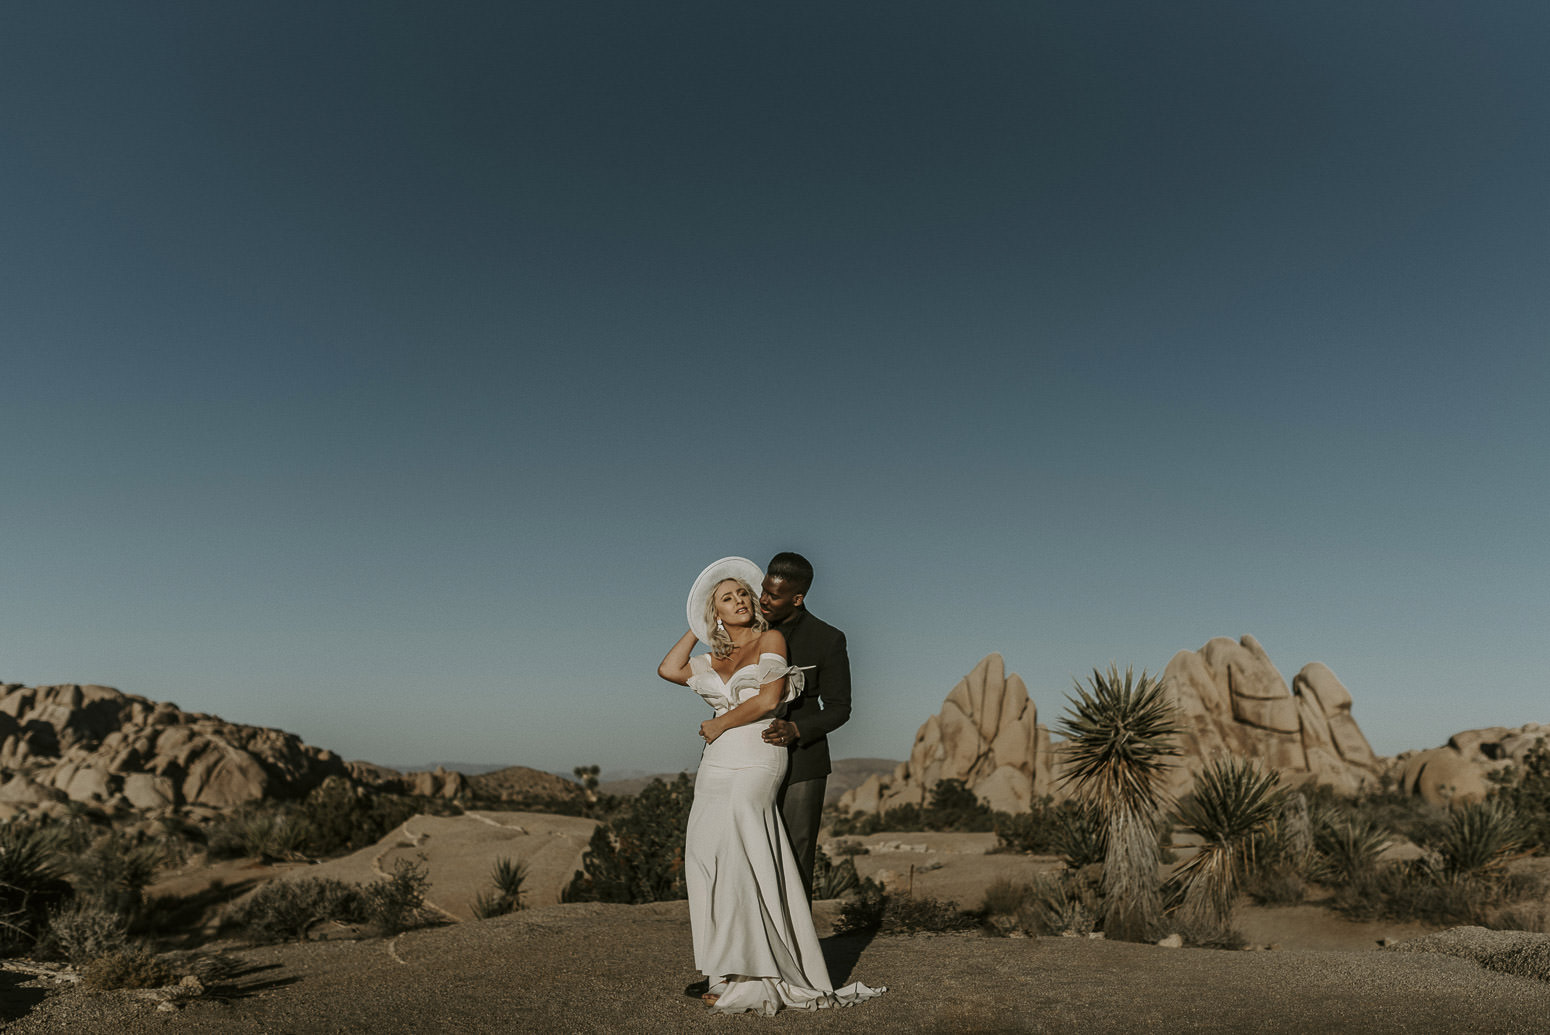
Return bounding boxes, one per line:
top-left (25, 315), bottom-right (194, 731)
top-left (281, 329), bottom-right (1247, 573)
top-left (657, 556), bottom-right (885, 1015)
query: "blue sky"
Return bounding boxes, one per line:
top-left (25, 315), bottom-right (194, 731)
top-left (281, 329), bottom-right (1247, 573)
top-left (3, 3), bottom-right (1546, 777)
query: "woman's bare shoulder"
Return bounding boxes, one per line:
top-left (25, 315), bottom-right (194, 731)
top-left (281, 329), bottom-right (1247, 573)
top-left (759, 628), bottom-right (788, 655)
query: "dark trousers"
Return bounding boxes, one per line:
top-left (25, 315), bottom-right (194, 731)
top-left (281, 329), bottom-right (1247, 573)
top-left (776, 775), bottom-right (826, 898)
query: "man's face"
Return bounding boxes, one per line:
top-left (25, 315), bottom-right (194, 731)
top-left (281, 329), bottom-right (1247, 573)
top-left (760, 576), bottom-right (804, 626)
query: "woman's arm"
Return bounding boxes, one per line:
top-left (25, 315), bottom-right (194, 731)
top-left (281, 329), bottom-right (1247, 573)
top-left (658, 629), bottom-right (698, 686)
top-left (700, 630), bottom-right (789, 742)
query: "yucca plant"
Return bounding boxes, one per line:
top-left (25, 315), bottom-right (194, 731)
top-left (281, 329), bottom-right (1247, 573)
top-left (1056, 664), bottom-right (1181, 942)
top-left (1170, 756), bottom-right (1282, 927)
top-left (471, 856), bottom-right (529, 919)
top-left (1311, 816), bottom-right (1392, 887)
top-left (1052, 800), bottom-right (1108, 870)
top-left (1434, 799), bottom-right (1524, 882)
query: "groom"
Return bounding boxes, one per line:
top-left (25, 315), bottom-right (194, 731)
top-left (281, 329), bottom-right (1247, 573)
top-left (759, 551), bottom-right (852, 898)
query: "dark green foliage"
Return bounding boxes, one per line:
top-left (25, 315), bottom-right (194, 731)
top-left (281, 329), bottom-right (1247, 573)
top-left (1490, 739), bottom-right (1550, 853)
top-left (1169, 757), bottom-right (1283, 927)
top-left (563, 775), bottom-right (693, 904)
top-left (811, 846), bottom-right (860, 900)
top-left (471, 856), bottom-right (528, 919)
top-left (828, 779), bottom-right (998, 837)
top-left (1311, 816), bottom-right (1392, 887)
top-left (833, 877), bottom-right (979, 935)
top-left (207, 779), bottom-right (435, 862)
top-left (81, 946), bottom-right (178, 990)
top-left (66, 832), bottom-right (163, 927)
top-left (0, 821), bottom-right (73, 952)
top-left (1436, 800), bottom-right (1524, 881)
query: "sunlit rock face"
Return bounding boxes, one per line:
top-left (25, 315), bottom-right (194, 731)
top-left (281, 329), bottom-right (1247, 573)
top-left (1393, 723), bottom-right (1550, 806)
top-left (0, 681), bottom-right (348, 812)
top-left (837, 636), bottom-right (1391, 816)
top-left (838, 653), bottom-right (1056, 816)
top-left (1159, 636), bottom-right (1384, 799)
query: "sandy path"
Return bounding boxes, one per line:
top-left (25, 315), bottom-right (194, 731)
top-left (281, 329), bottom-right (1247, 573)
top-left (6, 901), bottom-right (1550, 1034)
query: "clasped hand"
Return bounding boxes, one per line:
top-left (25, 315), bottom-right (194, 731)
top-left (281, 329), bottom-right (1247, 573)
top-left (699, 719), bottom-right (723, 744)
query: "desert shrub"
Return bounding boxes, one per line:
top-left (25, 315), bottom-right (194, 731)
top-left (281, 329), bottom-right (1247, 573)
top-left (66, 832), bottom-right (163, 927)
top-left (992, 797), bottom-right (1098, 858)
top-left (1310, 816), bottom-right (1392, 887)
top-left (1489, 739), bottom-right (1550, 853)
top-left (829, 839), bottom-right (867, 857)
top-left (81, 946), bottom-right (178, 990)
top-left (833, 878), bottom-right (978, 935)
top-left (44, 902), bottom-right (130, 964)
top-left (1334, 860), bottom-right (1502, 926)
top-left (1168, 757), bottom-right (1282, 928)
top-left (470, 857), bottom-right (528, 919)
top-left (206, 783), bottom-right (446, 863)
top-left (811, 846), bottom-right (860, 900)
top-left (230, 877), bottom-right (367, 943)
top-left (1435, 800), bottom-right (1525, 881)
top-left (0, 820), bottom-right (73, 952)
top-left (361, 857), bottom-right (434, 935)
top-left (206, 808), bottom-right (316, 862)
top-left (1050, 800), bottom-right (1109, 869)
top-left (563, 775), bottom-right (693, 904)
top-left (979, 877), bottom-right (1036, 918)
top-left (828, 780), bottom-right (998, 837)
top-left (984, 872), bottom-right (1100, 937)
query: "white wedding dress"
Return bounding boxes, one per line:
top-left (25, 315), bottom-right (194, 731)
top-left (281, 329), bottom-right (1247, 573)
top-left (684, 652), bottom-right (886, 1015)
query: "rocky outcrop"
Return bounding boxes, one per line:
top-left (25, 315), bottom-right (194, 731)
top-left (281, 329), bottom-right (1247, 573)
top-left (1160, 636), bottom-right (1384, 798)
top-left (1394, 723), bottom-right (1549, 806)
top-left (0, 681), bottom-right (348, 811)
top-left (838, 654), bottom-right (1055, 815)
top-left (837, 637), bottom-right (1389, 816)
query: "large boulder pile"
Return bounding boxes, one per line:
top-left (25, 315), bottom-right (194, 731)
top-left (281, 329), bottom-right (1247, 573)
top-left (837, 636), bottom-right (1389, 816)
top-left (839, 654), bottom-right (1056, 815)
top-left (0, 681), bottom-right (349, 814)
top-left (1393, 723), bottom-right (1549, 806)
top-left (1159, 635), bottom-right (1384, 798)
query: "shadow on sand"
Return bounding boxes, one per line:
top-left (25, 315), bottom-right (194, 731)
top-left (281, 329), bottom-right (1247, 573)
top-left (821, 930), bottom-right (878, 986)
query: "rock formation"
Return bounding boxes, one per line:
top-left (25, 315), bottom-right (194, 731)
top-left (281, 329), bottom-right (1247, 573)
top-left (1159, 635), bottom-right (1384, 798)
top-left (838, 636), bottom-right (1389, 816)
top-left (839, 654), bottom-right (1056, 815)
top-left (0, 682), bottom-right (350, 815)
top-left (1393, 723), bottom-right (1549, 806)
top-left (0, 681), bottom-right (477, 816)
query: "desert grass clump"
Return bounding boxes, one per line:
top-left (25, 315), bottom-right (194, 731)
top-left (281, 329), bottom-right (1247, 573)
top-left (981, 872), bottom-right (1099, 937)
top-left (471, 857), bottom-right (528, 919)
top-left (44, 902), bottom-right (130, 964)
top-left (66, 831), bottom-right (163, 928)
top-left (229, 877), bottom-right (367, 943)
top-left (81, 946), bottom-right (179, 990)
top-left (1057, 664), bottom-right (1181, 942)
top-left (1435, 799), bottom-right (1524, 882)
top-left (1169, 756), bottom-right (1282, 929)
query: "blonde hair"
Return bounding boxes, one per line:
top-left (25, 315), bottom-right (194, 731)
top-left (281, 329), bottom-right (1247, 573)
top-left (703, 578), bottom-right (768, 659)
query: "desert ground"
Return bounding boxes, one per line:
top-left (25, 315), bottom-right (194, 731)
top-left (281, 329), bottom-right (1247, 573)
top-left (3, 812), bottom-right (1549, 1034)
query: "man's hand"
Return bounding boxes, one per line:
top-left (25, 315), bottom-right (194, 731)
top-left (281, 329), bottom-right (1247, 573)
top-left (762, 718), bottom-right (800, 747)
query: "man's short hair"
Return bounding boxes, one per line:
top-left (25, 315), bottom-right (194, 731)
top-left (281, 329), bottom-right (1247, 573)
top-left (766, 551), bottom-right (814, 594)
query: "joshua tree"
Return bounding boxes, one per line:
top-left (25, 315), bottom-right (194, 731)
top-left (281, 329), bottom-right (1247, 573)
top-left (572, 764), bottom-right (601, 804)
top-left (1057, 664), bottom-right (1181, 942)
top-left (1171, 755), bottom-right (1282, 929)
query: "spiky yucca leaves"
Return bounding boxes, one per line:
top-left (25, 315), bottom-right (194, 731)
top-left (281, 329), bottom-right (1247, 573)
top-left (1435, 799), bottom-right (1524, 882)
top-left (1057, 665), bottom-right (1181, 942)
top-left (1311, 817), bottom-right (1392, 886)
top-left (1170, 756), bottom-right (1282, 927)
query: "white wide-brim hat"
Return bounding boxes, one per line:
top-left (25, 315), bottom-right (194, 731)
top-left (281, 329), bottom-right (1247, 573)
top-left (687, 556), bottom-right (764, 645)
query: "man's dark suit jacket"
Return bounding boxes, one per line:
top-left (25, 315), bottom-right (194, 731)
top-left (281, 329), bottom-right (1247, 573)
top-left (775, 607), bottom-right (852, 785)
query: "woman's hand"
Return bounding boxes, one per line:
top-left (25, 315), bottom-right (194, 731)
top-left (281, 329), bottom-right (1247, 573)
top-left (699, 718), bottom-right (725, 744)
